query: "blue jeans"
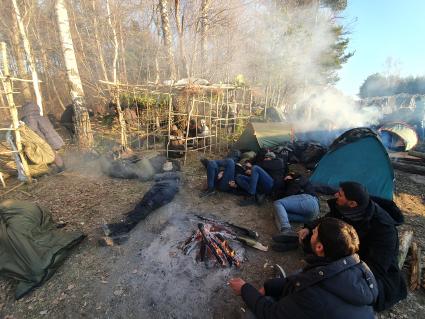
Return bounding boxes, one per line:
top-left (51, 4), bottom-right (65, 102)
top-left (274, 194), bottom-right (320, 231)
top-left (206, 159), bottom-right (235, 192)
top-left (236, 165), bottom-right (274, 195)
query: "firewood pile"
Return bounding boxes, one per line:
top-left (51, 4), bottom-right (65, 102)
top-left (182, 222), bottom-right (244, 268)
top-left (398, 230), bottom-right (425, 291)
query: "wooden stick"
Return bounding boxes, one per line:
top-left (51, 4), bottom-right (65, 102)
top-left (398, 230), bottom-right (414, 269)
top-left (409, 242), bottom-right (421, 290)
top-left (0, 182), bottom-right (24, 197)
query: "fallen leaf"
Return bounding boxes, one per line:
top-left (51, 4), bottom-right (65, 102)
top-left (39, 310), bottom-right (48, 315)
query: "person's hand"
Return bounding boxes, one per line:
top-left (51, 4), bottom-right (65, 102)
top-left (258, 287), bottom-right (265, 295)
top-left (245, 169), bottom-right (252, 176)
top-left (284, 175), bottom-right (294, 181)
top-left (217, 171), bottom-right (224, 180)
top-left (229, 278), bottom-right (246, 296)
top-left (245, 162), bottom-right (252, 169)
top-left (298, 228), bottom-right (310, 244)
top-left (229, 180), bottom-right (237, 188)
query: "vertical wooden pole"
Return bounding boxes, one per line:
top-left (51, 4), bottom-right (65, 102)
top-left (1, 42), bottom-right (32, 183)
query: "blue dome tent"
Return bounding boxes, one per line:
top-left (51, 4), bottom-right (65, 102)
top-left (310, 128), bottom-right (394, 200)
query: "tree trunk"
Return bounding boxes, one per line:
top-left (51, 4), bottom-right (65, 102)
top-left (158, 0), bottom-right (176, 80)
top-left (55, 0), bottom-right (93, 148)
top-left (9, 18), bottom-right (32, 101)
top-left (199, 0), bottom-right (211, 76)
top-left (91, 0), bottom-right (109, 82)
top-left (174, 0), bottom-right (189, 78)
top-left (106, 0), bottom-right (128, 149)
top-left (118, 20), bottom-right (128, 83)
top-left (10, 0), bottom-right (43, 114)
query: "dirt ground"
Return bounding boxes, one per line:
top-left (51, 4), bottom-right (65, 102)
top-left (1, 152), bottom-right (425, 319)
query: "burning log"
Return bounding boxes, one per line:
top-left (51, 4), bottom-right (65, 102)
top-left (198, 223), bottom-right (227, 267)
top-left (195, 214), bottom-right (259, 239)
top-left (182, 222), bottom-right (242, 268)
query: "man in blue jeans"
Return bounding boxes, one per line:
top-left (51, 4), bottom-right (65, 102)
top-left (199, 158), bottom-right (237, 197)
top-left (236, 152), bottom-right (284, 206)
top-left (272, 174), bottom-right (320, 252)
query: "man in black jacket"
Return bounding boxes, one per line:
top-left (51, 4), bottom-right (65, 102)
top-left (229, 217), bottom-right (378, 319)
top-left (298, 181), bottom-right (407, 312)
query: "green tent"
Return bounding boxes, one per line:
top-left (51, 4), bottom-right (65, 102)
top-left (0, 200), bottom-right (84, 299)
top-left (234, 122), bottom-right (293, 151)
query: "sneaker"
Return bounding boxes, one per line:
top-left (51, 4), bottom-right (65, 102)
top-left (271, 242), bottom-right (299, 252)
top-left (239, 195), bottom-right (257, 206)
top-left (274, 264), bottom-right (287, 278)
top-left (199, 189), bottom-right (216, 198)
top-left (200, 158), bottom-right (209, 169)
top-left (272, 229), bottom-right (298, 243)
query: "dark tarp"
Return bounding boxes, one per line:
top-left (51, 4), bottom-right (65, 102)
top-left (0, 200), bottom-right (84, 299)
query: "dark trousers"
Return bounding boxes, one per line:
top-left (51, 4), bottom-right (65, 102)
top-left (206, 159), bottom-right (235, 192)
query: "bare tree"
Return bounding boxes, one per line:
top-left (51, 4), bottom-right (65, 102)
top-left (55, 0), bottom-right (93, 148)
top-left (158, 0), bottom-right (176, 80)
top-left (174, 0), bottom-right (189, 78)
top-left (199, 0), bottom-right (211, 76)
top-left (10, 0), bottom-right (43, 114)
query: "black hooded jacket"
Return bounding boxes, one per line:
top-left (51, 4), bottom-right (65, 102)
top-left (241, 254), bottom-right (378, 319)
top-left (306, 198), bottom-right (407, 312)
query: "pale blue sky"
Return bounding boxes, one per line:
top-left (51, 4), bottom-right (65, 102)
top-left (336, 0), bottom-right (425, 97)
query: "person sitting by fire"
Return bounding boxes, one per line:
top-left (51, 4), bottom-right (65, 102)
top-left (236, 151), bottom-right (286, 206)
top-left (229, 217), bottom-right (378, 319)
top-left (298, 181), bottom-right (407, 312)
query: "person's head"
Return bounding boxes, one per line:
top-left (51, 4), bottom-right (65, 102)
top-left (264, 151), bottom-right (276, 160)
top-left (189, 119), bottom-right (197, 128)
top-left (171, 124), bottom-right (178, 131)
top-left (200, 119), bottom-right (207, 127)
top-left (310, 217), bottom-right (360, 260)
top-left (335, 181), bottom-right (370, 210)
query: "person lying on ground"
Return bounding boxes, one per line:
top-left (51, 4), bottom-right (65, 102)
top-left (271, 173), bottom-right (320, 252)
top-left (229, 217), bottom-right (378, 319)
top-left (20, 101), bottom-right (65, 173)
top-left (298, 181), bottom-right (407, 312)
top-left (236, 152), bottom-right (285, 206)
top-left (199, 158), bottom-right (247, 198)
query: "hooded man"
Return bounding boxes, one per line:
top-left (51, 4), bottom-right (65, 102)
top-left (229, 217), bottom-right (378, 319)
top-left (298, 181), bottom-right (407, 312)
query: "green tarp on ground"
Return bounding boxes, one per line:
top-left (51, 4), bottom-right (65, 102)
top-left (234, 122), bottom-right (293, 151)
top-left (0, 200), bottom-right (84, 299)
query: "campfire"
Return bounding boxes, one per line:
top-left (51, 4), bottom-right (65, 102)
top-left (182, 223), bottom-right (243, 268)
